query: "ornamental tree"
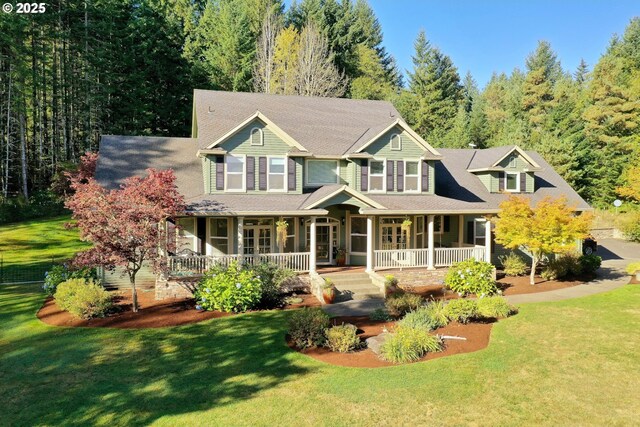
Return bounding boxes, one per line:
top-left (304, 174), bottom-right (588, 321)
top-left (66, 166), bottom-right (185, 312)
top-left (494, 196), bottom-right (593, 285)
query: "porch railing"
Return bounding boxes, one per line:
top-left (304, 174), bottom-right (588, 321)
top-left (374, 247), bottom-right (486, 270)
top-left (167, 252), bottom-right (310, 276)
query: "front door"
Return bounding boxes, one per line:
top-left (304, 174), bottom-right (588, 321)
top-left (381, 224), bottom-right (407, 250)
top-left (315, 224), bottom-right (333, 264)
top-left (244, 226), bottom-right (272, 255)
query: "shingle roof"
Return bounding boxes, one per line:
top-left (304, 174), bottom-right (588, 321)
top-left (466, 145), bottom-right (517, 170)
top-left (95, 136), bottom-right (203, 199)
top-left (193, 90), bottom-right (402, 156)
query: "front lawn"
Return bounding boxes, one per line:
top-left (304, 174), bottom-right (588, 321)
top-left (1, 283), bottom-right (639, 426)
top-left (0, 216), bottom-right (89, 283)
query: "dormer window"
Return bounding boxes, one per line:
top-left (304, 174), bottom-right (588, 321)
top-left (508, 155), bottom-right (516, 168)
top-left (390, 133), bottom-right (401, 151)
top-left (250, 128), bottom-right (263, 146)
top-left (505, 171), bottom-right (520, 192)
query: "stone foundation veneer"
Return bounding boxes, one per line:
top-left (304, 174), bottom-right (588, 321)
top-left (154, 274), bottom-right (312, 300)
top-left (381, 267), bottom-right (449, 289)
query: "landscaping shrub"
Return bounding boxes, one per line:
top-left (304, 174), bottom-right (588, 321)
top-left (445, 258), bottom-right (497, 296)
top-left (0, 191), bottom-right (67, 225)
top-left (626, 262), bottom-right (640, 275)
top-left (380, 326), bottom-right (442, 364)
top-left (423, 299), bottom-right (449, 328)
top-left (325, 324), bottom-right (361, 353)
top-left (541, 257), bottom-right (569, 281)
top-left (247, 262), bottom-right (296, 308)
top-left (444, 299), bottom-right (478, 324)
top-left (476, 296), bottom-right (517, 319)
top-left (562, 252), bottom-right (583, 276)
top-left (579, 254), bottom-right (602, 275)
top-left (288, 307), bottom-right (330, 349)
top-left (194, 262), bottom-right (262, 313)
top-left (385, 292), bottom-right (423, 317)
top-left (369, 308), bottom-right (392, 322)
top-left (43, 264), bottom-right (99, 296)
top-left (622, 212), bottom-right (640, 243)
top-left (398, 306), bottom-right (439, 331)
top-left (499, 252), bottom-right (528, 276)
top-left (54, 278), bottom-right (113, 319)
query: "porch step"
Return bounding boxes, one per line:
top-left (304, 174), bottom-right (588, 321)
top-left (320, 272), bottom-right (383, 303)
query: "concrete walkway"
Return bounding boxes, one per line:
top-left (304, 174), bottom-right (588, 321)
top-left (322, 238), bottom-right (639, 315)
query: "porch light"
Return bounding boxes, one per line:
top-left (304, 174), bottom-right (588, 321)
top-left (341, 218), bottom-right (345, 225)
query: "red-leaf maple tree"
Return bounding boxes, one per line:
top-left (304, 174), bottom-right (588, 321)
top-left (66, 158), bottom-right (186, 312)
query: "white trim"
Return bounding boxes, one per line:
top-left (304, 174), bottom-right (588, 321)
top-left (303, 185), bottom-right (386, 210)
top-left (206, 111), bottom-right (308, 152)
top-left (492, 145), bottom-right (540, 169)
top-left (305, 159), bottom-right (340, 186)
top-left (368, 159), bottom-right (386, 193)
top-left (224, 154), bottom-right (247, 192)
top-left (403, 159), bottom-right (421, 193)
top-left (267, 156), bottom-right (287, 192)
top-left (390, 133), bottom-right (401, 151)
top-left (250, 127), bottom-right (264, 146)
top-left (505, 171), bottom-right (520, 192)
top-left (473, 218), bottom-right (487, 247)
top-left (354, 118), bottom-right (442, 157)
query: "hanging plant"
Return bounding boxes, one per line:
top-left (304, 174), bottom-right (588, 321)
top-left (276, 220), bottom-right (288, 252)
top-left (401, 218), bottom-right (412, 245)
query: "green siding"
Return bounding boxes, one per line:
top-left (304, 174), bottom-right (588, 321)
top-left (497, 152), bottom-right (532, 169)
top-left (526, 172), bottom-right (534, 192)
top-left (476, 167), bottom-right (535, 193)
top-left (364, 126), bottom-right (425, 159)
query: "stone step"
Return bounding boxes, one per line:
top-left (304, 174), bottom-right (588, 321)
top-left (335, 290), bottom-right (383, 302)
top-left (333, 282), bottom-right (380, 291)
top-left (322, 274), bottom-right (371, 282)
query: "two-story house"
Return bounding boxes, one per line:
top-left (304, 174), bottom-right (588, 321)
top-left (96, 90), bottom-right (590, 296)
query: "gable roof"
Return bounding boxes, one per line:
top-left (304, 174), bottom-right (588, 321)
top-left (353, 118), bottom-right (442, 158)
top-left (301, 185), bottom-right (386, 210)
top-left (466, 145), bottom-right (541, 172)
top-left (205, 111), bottom-right (307, 152)
top-left (193, 90), bottom-right (403, 156)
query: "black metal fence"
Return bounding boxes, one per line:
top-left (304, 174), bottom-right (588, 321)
top-left (0, 254), bottom-right (58, 285)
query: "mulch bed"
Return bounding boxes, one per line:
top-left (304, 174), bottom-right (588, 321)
top-left (37, 290), bottom-right (321, 329)
top-left (401, 272), bottom-right (596, 300)
top-left (290, 316), bottom-right (493, 368)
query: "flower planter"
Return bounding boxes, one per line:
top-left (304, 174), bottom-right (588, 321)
top-left (636, 271), bottom-right (640, 281)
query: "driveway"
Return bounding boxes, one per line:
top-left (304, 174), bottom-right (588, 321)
top-left (506, 238), bottom-right (639, 304)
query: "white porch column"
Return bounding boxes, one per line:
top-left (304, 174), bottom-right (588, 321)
top-left (237, 217), bottom-right (244, 262)
top-left (485, 217), bottom-right (492, 263)
top-left (366, 215), bottom-right (374, 272)
top-left (458, 214), bottom-right (464, 247)
top-left (427, 214), bottom-right (435, 270)
top-left (309, 216), bottom-right (317, 273)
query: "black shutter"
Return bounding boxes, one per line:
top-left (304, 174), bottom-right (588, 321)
top-left (498, 171), bottom-right (505, 192)
top-left (246, 157), bottom-right (255, 190)
top-left (466, 221), bottom-right (474, 245)
top-left (386, 160), bottom-right (394, 191)
top-left (288, 158), bottom-right (296, 191)
top-left (397, 161), bottom-right (404, 192)
top-left (520, 172), bottom-right (527, 193)
top-left (360, 159), bottom-right (368, 191)
top-left (259, 157), bottom-right (267, 190)
top-left (444, 215), bottom-right (450, 233)
top-left (215, 156), bottom-right (224, 190)
top-left (421, 160), bottom-right (429, 192)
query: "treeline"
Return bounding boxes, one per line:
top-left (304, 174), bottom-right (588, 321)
top-left (0, 0), bottom-right (638, 209)
top-left (395, 22), bottom-right (640, 208)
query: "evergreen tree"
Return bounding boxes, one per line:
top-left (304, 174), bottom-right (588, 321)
top-left (574, 59), bottom-right (589, 85)
top-left (350, 44), bottom-right (393, 100)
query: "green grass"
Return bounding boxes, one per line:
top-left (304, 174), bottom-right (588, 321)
top-left (0, 216), bottom-right (89, 282)
top-left (1, 283), bottom-right (639, 426)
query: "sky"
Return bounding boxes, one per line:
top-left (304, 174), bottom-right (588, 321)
top-left (368, 0), bottom-right (639, 88)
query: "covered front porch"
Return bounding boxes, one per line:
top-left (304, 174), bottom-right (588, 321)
top-left (166, 208), bottom-right (493, 276)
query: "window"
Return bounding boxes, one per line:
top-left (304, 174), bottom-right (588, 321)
top-left (244, 218), bottom-right (272, 255)
top-left (505, 171), bottom-right (520, 192)
top-left (225, 155), bottom-right (245, 191)
top-left (369, 160), bottom-right (385, 192)
top-left (350, 216), bottom-right (367, 254)
top-left (390, 133), bottom-right (401, 151)
top-left (433, 215), bottom-right (444, 234)
top-left (209, 218), bottom-right (229, 255)
top-left (508, 155), bottom-right (516, 168)
top-left (405, 161), bottom-right (420, 192)
top-left (283, 218), bottom-right (296, 253)
top-left (474, 219), bottom-right (486, 247)
top-left (268, 157), bottom-right (286, 191)
top-left (306, 160), bottom-right (339, 186)
top-left (415, 216), bottom-right (424, 248)
top-left (250, 128), bottom-right (263, 146)
top-left (176, 217), bottom-right (197, 252)
top-left (380, 217), bottom-right (406, 250)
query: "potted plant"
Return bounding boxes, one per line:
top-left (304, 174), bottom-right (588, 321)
top-left (322, 279), bottom-right (337, 304)
top-left (335, 247), bottom-right (347, 266)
